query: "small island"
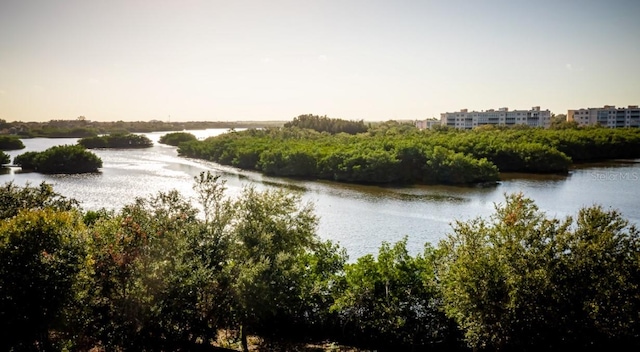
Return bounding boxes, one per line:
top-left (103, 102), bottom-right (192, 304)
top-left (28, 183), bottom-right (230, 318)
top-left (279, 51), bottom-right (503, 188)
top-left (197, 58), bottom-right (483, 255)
top-left (78, 133), bottom-right (153, 149)
top-left (158, 131), bottom-right (197, 146)
top-left (0, 135), bottom-right (25, 151)
top-left (13, 145), bottom-right (102, 174)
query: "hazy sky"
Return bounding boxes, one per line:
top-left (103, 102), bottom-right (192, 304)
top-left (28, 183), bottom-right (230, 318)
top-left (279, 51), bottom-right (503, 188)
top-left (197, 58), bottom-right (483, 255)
top-left (1, 0), bottom-right (639, 122)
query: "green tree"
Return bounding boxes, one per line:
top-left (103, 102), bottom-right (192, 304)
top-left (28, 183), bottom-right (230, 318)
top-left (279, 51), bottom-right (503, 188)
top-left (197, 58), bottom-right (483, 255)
top-left (331, 237), bottom-right (455, 350)
top-left (438, 193), bottom-right (640, 350)
top-left (82, 190), bottom-right (210, 350)
top-left (0, 209), bottom-right (88, 350)
top-left (227, 185), bottom-right (321, 351)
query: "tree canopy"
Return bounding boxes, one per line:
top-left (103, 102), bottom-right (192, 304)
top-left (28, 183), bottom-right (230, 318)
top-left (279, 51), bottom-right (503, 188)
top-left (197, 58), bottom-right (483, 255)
top-left (1, 180), bottom-right (640, 351)
top-left (284, 114), bottom-right (368, 134)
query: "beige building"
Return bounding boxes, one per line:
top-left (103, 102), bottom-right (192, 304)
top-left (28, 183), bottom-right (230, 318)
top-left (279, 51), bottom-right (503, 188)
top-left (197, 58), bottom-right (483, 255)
top-left (568, 105), bottom-right (640, 128)
top-left (414, 118), bottom-right (440, 129)
top-left (440, 106), bottom-right (551, 129)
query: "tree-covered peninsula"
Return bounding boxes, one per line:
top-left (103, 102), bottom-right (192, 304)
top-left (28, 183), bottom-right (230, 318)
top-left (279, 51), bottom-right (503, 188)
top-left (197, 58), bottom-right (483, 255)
top-left (78, 133), bottom-right (153, 149)
top-left (13, 145), bottom-right (102, 174)
top-left (0, 135), bottom-right (25, 150)
top-left (176, 116), bottom-right (640, 185)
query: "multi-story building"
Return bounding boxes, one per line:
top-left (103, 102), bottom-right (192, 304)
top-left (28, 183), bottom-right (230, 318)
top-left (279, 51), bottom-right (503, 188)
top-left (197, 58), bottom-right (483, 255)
top-left (568, 105), bottom-right (640, 128)
top-left (440, 106), bottom-right (551, 129)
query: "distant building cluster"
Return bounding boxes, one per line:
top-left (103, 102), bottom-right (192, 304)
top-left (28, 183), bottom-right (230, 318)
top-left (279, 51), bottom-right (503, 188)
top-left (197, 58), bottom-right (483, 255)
top-left (439, 106), bottom-right (551, 130)
top-left (568, 105), bottom-right (640, 128)
top-left (415, 104), bottom-right (640, 129)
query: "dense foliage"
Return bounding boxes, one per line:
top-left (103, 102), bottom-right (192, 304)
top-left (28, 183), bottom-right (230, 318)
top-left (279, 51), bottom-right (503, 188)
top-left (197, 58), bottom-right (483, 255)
top-left (13, 144), bottom-right (102, 174)
top-left (178, 127), bottom-right (499, 185)
top-left (0, 181), bottom-right (78, 219)
top-left (284, 114), bottom-right (368, 134)
top-left (0, 135), bottom-right (25, 150)
top-left (0, 209), bottom-right (88, 351)
top-left (78, 133), bottom-right (153, 149)
top-left (1, 179), bottom-right (639, 351)
top-left (178, 121), bottom-right (640, 185)
top-left (158, 131), bottom-right (198, 146)
top-left (438, 193), bottom-right (640, 351)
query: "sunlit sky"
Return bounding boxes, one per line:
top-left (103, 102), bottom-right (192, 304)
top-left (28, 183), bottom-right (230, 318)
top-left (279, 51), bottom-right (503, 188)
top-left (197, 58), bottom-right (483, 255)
top-left (1, 0), bottom-right (639, 122)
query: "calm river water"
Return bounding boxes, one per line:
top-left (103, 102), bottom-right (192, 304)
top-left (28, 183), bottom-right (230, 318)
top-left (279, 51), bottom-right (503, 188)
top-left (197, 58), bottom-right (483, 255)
top-left (2, 129), bottom-right (639, 260)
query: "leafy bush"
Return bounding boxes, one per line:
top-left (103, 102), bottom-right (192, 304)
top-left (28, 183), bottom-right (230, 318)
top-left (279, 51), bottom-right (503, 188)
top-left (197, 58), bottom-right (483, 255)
top-left (158, 132), bottom-right (197, 146)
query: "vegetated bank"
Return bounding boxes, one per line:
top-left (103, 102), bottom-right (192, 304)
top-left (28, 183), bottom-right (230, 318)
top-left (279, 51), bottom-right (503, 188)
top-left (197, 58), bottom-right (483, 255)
top-left (78, 133), bottom-right (153, 149)
top-left (0, 135), bottom-right (25, 150)
top-left (176, 116), bottom-right (640, 185)
top-left (1, 177), bottom-right (639, 352)
top-left (12, 144), bottom-right (102, 174)
top-left (0, 136), bottom-right (25, 165)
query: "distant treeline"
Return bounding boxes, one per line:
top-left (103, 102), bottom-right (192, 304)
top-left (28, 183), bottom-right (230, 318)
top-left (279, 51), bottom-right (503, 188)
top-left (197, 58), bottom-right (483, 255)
top-left (0, 118), bottom-right (284, 138)
top-left (176, 117), bottom-right (640, 185)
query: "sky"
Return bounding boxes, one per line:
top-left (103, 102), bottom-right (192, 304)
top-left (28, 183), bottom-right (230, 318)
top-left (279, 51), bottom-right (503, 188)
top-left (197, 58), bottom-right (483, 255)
top-left (1, 0), bottom-right (639, 122)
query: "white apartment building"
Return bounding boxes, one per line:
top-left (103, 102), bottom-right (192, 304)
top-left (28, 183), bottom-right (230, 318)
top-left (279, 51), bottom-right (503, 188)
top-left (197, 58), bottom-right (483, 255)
top-left (568, 105), bottom-right (640, 128)
top-left (440, 106), bottom-right (552, 129)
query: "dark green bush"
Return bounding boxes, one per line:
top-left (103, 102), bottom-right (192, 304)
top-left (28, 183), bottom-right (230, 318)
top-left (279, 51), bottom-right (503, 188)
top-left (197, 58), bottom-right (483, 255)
top-left (13, 145), bottom-right (102, 174)
top-left (158, 132), bottom-right (197, 146)
top-left (0, 135), bottom-right (25, 150)
top-left (78, 133), bottom-right (153, 148)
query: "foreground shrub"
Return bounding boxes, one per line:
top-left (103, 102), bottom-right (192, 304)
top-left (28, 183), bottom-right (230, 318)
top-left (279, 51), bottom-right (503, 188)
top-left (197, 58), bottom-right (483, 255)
top-left (0, 209), bottom-right (87, 351)
top-left (438, 193), bottom-right (640, 351)
top-left (331, 237), bottom-right (458, 350)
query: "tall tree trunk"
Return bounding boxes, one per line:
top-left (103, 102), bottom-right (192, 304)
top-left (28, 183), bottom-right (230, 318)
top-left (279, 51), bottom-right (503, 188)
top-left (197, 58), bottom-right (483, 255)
top-left (241, 324), bottom-right (249, 352)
